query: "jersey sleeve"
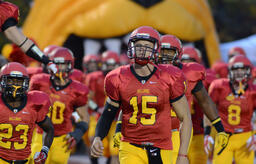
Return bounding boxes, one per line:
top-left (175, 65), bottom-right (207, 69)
top-left (73, 82), bottom-right (89, 108)
top-left (104, 69), bottom-right (120, 102)
top-left (169, 67), bottom-right (186, 103)
top-left (208, 80), bottom-right (221, 104)
top-left (0, 2), bottom-right (19, 31)
top-left (29, 73), bottom-right (49, 90)
top-left (31, 91), bottom-right (51, 123)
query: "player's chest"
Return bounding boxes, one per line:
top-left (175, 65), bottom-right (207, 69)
top-left (0, 105), bottom-right (37, 125)
top-left (119, 77), bottom-right (169, 105)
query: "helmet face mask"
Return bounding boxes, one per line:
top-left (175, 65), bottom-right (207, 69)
top-left (229, 65), bottom-right (251, 84)
top-left (127, 26), bottom-right (160, 66)
top-left (0, 62), bottom-right (29, 100)
top-left (159, 48), bottom-right (177, 64)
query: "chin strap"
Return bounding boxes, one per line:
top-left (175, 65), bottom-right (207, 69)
top-left (237, 81), bottom-right (245, 95)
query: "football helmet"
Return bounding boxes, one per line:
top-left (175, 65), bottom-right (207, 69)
top-left (119, 53), bottom-right (130, 65)
top-left (228, 55), bottom-right (252, 86)
top-left (101, 50), bottom-right (119, 75)
top-left (211, 61), bottom-right (228, 78)
top-left (0, 62), bottom-right (29, 99)
top-left (49, 47), bottom-right (74, 81)
top-left (43, 45), bottom-right (61, 57)
top-left (181, 46), bottom-right (202, 63)
top-left (159, 34), bottom-right (182, 64)
top-left (127, 26), bottom-right (160, 65)
top-left (228, 46), bottom-right (246, 60)
top-left (83, 54), bottom-right (101, 73)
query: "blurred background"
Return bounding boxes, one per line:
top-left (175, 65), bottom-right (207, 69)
top-left (1, 0), bottom-right (256, 69)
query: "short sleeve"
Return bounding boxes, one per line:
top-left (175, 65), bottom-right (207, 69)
top-left (73, 83), bottom-right (89, 108)
top-left (104, 71), bottom-right (120, 102)
top-left (36, 92), bottom-right (51, 123)
top-left (0, 2), bottom-right (19, 31)
top-left (208, 80), bottom-right (220, 104)
top-left (169, 70), bottom-right (186, 103)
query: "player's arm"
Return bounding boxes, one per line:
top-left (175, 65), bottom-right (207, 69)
top-left (34, 116), bottom-right (54, 164)
top-left (4, 26), bottom-right (50, 64)
top-left (91, 97), bottom-right (120, 157)
top-left (37, 116), bottom-right (54, 148)
top-left (172, 95), bottom-right (192, 159)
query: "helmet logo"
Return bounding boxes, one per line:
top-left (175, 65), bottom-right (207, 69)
top-left (54, 57), bottom-right (65, 63)
top-left (10, 71), bottom-right (23, 76)
top-left (161, 43), bottom-right (171, 48)
top-left (136, 33), bottom-right (150, 39)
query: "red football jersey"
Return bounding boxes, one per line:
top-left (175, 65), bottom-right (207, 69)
top-left (105, 65), bottom-right (186, 149)
top-left (85, 71), bottom-right (106, 109)
top-left (192, 68), bottom-right (217, 134)
top-left (70, 69), bottom-right (85, 83)
top-left (30, 73), bottom-right (89, 136)
top-left (0, 1), bottom-right (19, 31)
top-left (209, 79), bottom-right (256, 133)
top-left (171, 63), bottom-right (205, 130)
top-left (0, 91), bottom-right (50, 160)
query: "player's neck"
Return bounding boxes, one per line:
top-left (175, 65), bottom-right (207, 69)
top-left (133, 63), bottom-right (155, 77)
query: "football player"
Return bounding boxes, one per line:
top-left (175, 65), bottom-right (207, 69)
top-left (0, 62), bottom-right (54, 164)
top-left (0, 1), bottom-right (57, 73)
top-left (158, 35), bottom-right (229, 164)
top-left (181, 46), bottom-right (217, 163)
top-left (82, 54), bottom-right (101, 74)
top-left (209, 55), bottom-right (256, 164)
top-left (30, 47), bottom-right (89, 164)
top-left (91, 26), bottom-right (192, 164)
top-left (211, 61), bottom-right (229, 78)
top-left (85, 51), bottom-right (120, 164)
top-left (119, 53), bottom-right (130, 66)
top-left (252, 67), bottom-right (256, 85)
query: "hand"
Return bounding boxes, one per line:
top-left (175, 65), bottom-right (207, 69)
top-left (91, 137), bottom-right (104, 157)
top-left (63, 134), bottom-right (76, 152)
top-left (176, 155), bottom-right (189, 164)
top-left (214, 132), bottom-right (231, 155)
top-left (113, 132), bottom-right (122, 148)
top-left (34, 146), bottom-right (49, 164)
top-left (47, 62), bottom-right (58, 74)
top-left (204, 135), bottom-right (214, 154)
top-left (246, 134), bottom-right (256, 151)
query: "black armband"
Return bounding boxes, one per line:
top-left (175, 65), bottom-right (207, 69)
top-left (204, 126), bottom-right (211, 136)
top-left (170, 94), bottom-right (184, 103)
top-left (115, 121), bottom-right (122, 133)
top-left (36, 116), bottom-right (47, 126)
top-left (211, 117), bottom-right (225, 133)
top-left (2, 17), bottom-right (17, 31)
top-left (95, 102), bottom-right (119, 140)
top-left (191, 80), bottom-right (204, 93)
top-left (70, 121), bottom-right (88, 143)
top-left (26, 44), bottom-right (50, 64)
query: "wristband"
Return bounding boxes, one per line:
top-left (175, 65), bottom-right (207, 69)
top-left (211, 117), bottom-right (225, 133)
top-left (178, 154), bottom-right (188, 158)
top-left (41, 146), bottom-right (49, 154)
top-left (204, 126), bottom-right (211, 136)
top-left (115, 121), bottom-right (122, 133)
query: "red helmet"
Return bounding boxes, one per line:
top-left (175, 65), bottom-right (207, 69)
top-left (119, 53), bottom-right (130, 65)
top-left (43, 45), bottom-right (61, 57)
top-left (228, 46), bottom-right (246, 60)
top-left (50, 47), bottom-right (74, 80)
top-left (228, 55), bottom-right (252, 84)
top-left (0, 62), bottom-right (29, 98)
top-left (102, 51), bottom-right (120, 64)
top-left (159, 35), bottom-right (182, 63)
top-left (211, 61), bottom-right (228, 78)
top-left (252, 67), bottom-right (256, 79)
top-left (83, 54), bottom-right (101, 64)
top-left (127, 26), bottom-right (160, 65)
top-left (181, 46), bottom-right (202, 63)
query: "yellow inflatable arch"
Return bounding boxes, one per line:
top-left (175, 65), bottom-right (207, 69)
top-left (23, 0), bottom-right (220, 65)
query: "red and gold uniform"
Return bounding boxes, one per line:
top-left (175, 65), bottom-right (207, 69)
top-left (85, 71), bottom-right (116, 157)
top-left (105, 64), bottom-right (186, 163)
top-left (0, 91), bottom-right (50, 163)
top-left (30, 73), bottom-right (89, 164)
top-left (188, 68), bottom-right (217, 164)
top-left (209, 79), bottom-right (256, 164)
top-left (170, 62), bottom-right (205, 164)
top-left (0, 1), bottom-right (19, 32)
